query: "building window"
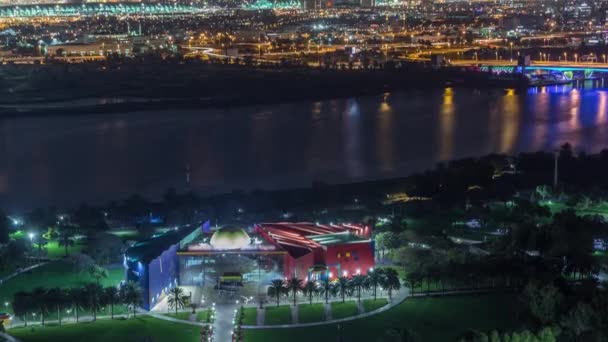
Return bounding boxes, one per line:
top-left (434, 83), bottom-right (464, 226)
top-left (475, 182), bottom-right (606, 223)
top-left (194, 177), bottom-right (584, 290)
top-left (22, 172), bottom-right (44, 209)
top-left (345, 252), bottom-right (351, 258)
top-left (337, 253), bottom-right (341, 259)
top-left (352, 251), bottom-right (359, 260)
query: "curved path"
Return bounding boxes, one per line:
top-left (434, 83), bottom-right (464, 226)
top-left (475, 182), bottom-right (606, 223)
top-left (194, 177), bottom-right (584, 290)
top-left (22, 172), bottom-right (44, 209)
top-left (242, 288), bottom-right (408, 330)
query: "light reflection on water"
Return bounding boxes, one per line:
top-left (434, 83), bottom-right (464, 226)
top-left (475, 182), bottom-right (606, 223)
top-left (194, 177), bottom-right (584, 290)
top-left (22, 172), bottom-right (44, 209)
top-left (1, 81), bottom-right (608, 209)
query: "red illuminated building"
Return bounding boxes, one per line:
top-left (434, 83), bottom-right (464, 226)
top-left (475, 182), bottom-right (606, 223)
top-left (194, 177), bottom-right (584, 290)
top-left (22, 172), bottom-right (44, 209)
top-left (255, 222), bottom-right (375, 281)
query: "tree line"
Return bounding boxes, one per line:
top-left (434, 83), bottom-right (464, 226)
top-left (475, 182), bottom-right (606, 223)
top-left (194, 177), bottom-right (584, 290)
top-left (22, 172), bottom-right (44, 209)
top-left (266, 267), bottom-right (401, 307)
top-left (11, 281), bottom-right (142, 327)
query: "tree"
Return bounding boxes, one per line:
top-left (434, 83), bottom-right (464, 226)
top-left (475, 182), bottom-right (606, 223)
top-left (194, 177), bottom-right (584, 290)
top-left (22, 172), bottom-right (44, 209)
top-left (268, 279), bottom-right (285, 307)
top-left (561, 302), bottom-right (594, 339)
top-left (120, 281), bottom-right (143, 318)
top-left (381, 268), bottom-right (401, 300)
top-left (31, 287), bottom-right (48, 325)
top-left (85, 283), bottom-right (104, 321)
top-left (337, 277), bottom-right (351, 303)
top-left (317, 278), bottom-right (333, 304)
top-left (351, 275), bottom-right (366, 303)
top-left (57, 226), bottom-right (75, 257)
top-left (12, 291), bottom-right (32, 327)
top-left (46, 288), bottom-right (66, 326)
top-left (67, 287), bottom-right (85, 323)
top-left (286, 277), bottom-right (303, 307)
top-left (524, 281), bottom-right (563, 325)
top-left (367, 268), bottom-right (385, 300)
top-left (88, 232), bottom-right (124, 265)
top-left (303, 280), bottom-right (317, 305)
top-left (88, 265), bottom-right (109, 286)
top-left (167, 287), bottom-right (188, 315)
top-left (104, 286), bottom-right (119, 319)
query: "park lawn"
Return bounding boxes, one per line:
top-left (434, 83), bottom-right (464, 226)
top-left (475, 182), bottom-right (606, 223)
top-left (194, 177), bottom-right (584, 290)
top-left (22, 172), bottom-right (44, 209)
top-left (42, 241), bottom-right (85, 259)
top-left (8, 315), bottom-right (201, 342)
top-left (196, 310), bottom-right (211, 323)
top-left (330, 301), bottom-right (358, 319)
top-left (362, 298), bottom-right (388, 312)
top-left (264, 306), bottom-right (291, 325)
top-left (241, 307), bottom-right (257, 325)
top-left (298, 303), bottom-right (325, 323)
top-left (245, 293), bottom-right (520, 342)
top-left (0, 260), bottom-right (123, 303)
top-left (164, 312), bottom-right (191, 321)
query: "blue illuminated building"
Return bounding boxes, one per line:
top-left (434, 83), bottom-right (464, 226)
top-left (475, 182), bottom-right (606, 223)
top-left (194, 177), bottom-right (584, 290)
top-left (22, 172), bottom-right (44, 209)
top-left (124, 221), bottom-right (209, 310)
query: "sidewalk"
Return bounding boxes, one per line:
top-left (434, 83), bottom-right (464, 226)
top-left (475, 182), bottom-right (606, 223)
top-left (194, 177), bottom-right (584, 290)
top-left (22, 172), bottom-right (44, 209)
top-left (243, 288), bottom-right (409, 330)
top-left (0, 262), bottom-right (49, 285)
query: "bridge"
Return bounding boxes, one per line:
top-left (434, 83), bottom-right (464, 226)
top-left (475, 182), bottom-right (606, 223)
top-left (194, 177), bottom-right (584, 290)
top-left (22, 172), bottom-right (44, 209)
top-left (450, 60), bottom-right (608, 80)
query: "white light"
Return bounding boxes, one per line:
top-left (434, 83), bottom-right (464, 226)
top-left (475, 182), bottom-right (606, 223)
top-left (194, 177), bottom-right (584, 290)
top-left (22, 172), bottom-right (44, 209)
top-left (369, 267), bottom-right (374, 272)
top-left (329, 272), bottom-right (333, 278)
top-left (236, 300), bottom-right (239, 304)
top-left (343, 270), bottom-right (348, 277)
top-left (356, 268), bottom-right (361, 275)
top-left (28, 233), bottom-right (34, 240)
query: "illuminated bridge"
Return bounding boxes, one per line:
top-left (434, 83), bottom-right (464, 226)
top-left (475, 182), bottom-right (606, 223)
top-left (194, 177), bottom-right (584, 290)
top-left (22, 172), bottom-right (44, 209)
top-left (0, 3), bottom-right (206, 17)
top-left (451, 60), bottom-right (608, 80)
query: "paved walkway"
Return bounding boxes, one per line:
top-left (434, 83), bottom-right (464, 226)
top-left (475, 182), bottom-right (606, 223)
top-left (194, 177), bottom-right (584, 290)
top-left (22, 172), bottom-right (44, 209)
top-left (324, 303), bottom-right (332, 320)
top-left (213, 303), bottom-right (237, 342)
top-left (0, 331), bottom-right (20, 342)
top-left (147, 312), bottom-right (205, 327)
top-left (256, 308), bottom-right (265, 325)
top-left (290, 305), bottom-right (298, 324)
top-left (0, 262), bottom-right (48, 285)
top-left (243, 288), bottom-right (408, 330)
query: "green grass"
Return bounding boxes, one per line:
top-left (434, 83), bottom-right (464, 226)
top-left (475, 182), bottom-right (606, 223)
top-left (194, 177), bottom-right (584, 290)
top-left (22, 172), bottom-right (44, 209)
top-left (330, 301), bottom-right (358, 319)
top-left (8, 315), bottom-right (202, 342)
top-left (42, 241), bottom-right (84, 259)
top-left (0, 261), bottom-right (123, 303)
top-left (196, 310), bottom-right (211, 323)
top-left (241, 307), bottom-right (257, 325)
top-left (245, 293), bottom-right (520, 342)
top-left (297, 303), bottom-right (325, 323)
top-left (362, 298), bottom-right (388, 312)
top-left (264, 306), bottom-right (292, 325)
top-left (163, 312), bottom-right (191, 321)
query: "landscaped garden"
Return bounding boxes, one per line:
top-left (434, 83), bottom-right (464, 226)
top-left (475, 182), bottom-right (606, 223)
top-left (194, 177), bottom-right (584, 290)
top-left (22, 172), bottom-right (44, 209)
top-left (8, 315), bottom-right (202, 342)
top-left (264, 305), bottom-right (292, 325)
top-left (245, 293), bottom-right (520, 342)
top-left (241, 307), bottom-right (257, 325)
top-left (362, 298), bottom-right (388, 312)
top-left (297, 303), bottom-right (325, 323)
top-left (330, 301), bottom-right (359, 319)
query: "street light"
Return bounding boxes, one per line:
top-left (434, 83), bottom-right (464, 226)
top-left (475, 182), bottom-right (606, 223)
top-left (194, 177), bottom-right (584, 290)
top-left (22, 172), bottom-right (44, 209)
top-left (28, 232), bottom-right (35, 242)
top-left (563, 52), bottom-right (567, 62)
top-left (509, 42), bottom-right (513, 61)
top-left (574, 53), bottom-right (578, 63)
top-left (603, 54), bottom-right (606, 64)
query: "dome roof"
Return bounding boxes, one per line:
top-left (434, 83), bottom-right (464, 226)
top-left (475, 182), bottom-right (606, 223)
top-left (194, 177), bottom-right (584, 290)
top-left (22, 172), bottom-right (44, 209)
top-left (209, 226), bottom-right (250, 250)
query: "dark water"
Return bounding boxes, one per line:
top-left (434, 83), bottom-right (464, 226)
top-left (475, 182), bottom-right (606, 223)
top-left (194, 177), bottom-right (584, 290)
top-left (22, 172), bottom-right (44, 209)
top-left (1, 81), bottom-right (608, 210)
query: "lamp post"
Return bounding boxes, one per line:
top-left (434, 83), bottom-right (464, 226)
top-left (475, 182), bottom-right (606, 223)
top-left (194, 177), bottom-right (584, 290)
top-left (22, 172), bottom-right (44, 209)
top-left (509, 41), bottom-right (513, 61)
top-left (563, 52), bottom-right (567, 63)
top-left (574, 53), bottom-right (578, 64)
top-left (604, 54), bottom-right (607, 64)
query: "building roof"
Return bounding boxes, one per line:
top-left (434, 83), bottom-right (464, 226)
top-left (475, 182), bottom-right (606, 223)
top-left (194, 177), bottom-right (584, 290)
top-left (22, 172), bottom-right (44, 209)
top-left (255, 222), bottom-right (370, 259)
top-left (209, 226), bottom-right (251, 250)
top-left (125, 225), bottom-right (199, 263)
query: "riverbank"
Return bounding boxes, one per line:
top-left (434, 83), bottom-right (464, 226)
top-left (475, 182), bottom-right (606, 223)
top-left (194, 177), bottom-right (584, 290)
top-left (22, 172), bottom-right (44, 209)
top-left (0, 62), bottom-right (532, 118)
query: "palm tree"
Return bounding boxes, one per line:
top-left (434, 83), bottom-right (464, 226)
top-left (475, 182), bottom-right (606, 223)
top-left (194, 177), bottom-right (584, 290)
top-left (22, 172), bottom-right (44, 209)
top-left (286, 277), bottom-right (304, 307)
top-left (303, 280), bottom-right (317, 305)
top-left (351, 275), bottom-right (366, 303)
top-left (120, 281), bottom-right (143, 318)
top-left (85, 283), bottom-right (104, 321)
top-left (12, 291), bottom-right (32, 327)
top-left (31, 287), bottom-right (48, 325)
top-left (88, 265), bottom-right (109, 286)
top-left (167, 287), bottom-right (188, 315)
top-left (337, 277), bottom-right (351, 303)
top-left (67, 288), bottom-right (84, 323)
top-left (382, 268), bottom-right (401, 301)
top-left (268, 279), bottom-right (285, 307)
top-left (57, 227), bottom-right (75, 257)
top-left (367, 268), bottom-right (385, 301)
top-left (317, 278), bottom-right (333, 304)
top-left (104, 286), bottom-right (119, 319)
top-left (46, 288), bottom-right (66, 326)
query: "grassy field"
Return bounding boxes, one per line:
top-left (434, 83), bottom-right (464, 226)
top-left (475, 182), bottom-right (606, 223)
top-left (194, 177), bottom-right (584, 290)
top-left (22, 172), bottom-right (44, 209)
top-left (245, 293), bottom-right (520, 342)
top-left (42, 241), bottom-right (85, 259)
top-left (297, 303), bottom-right (325, 323)
top-left (242, 307), bottom-right (257, 325)
top-left (163, 312), bottom-right (191, 321)
top-left (330, 301), bottom-right (359, 319)
top-left (8, 316), bottom-right (202, 342)
top-left (362, 298), bottom-right (388, 312)
top-left (0, 261), bottom-right (123, 304)
top-left (264, 306), bottom-right (291, 325)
